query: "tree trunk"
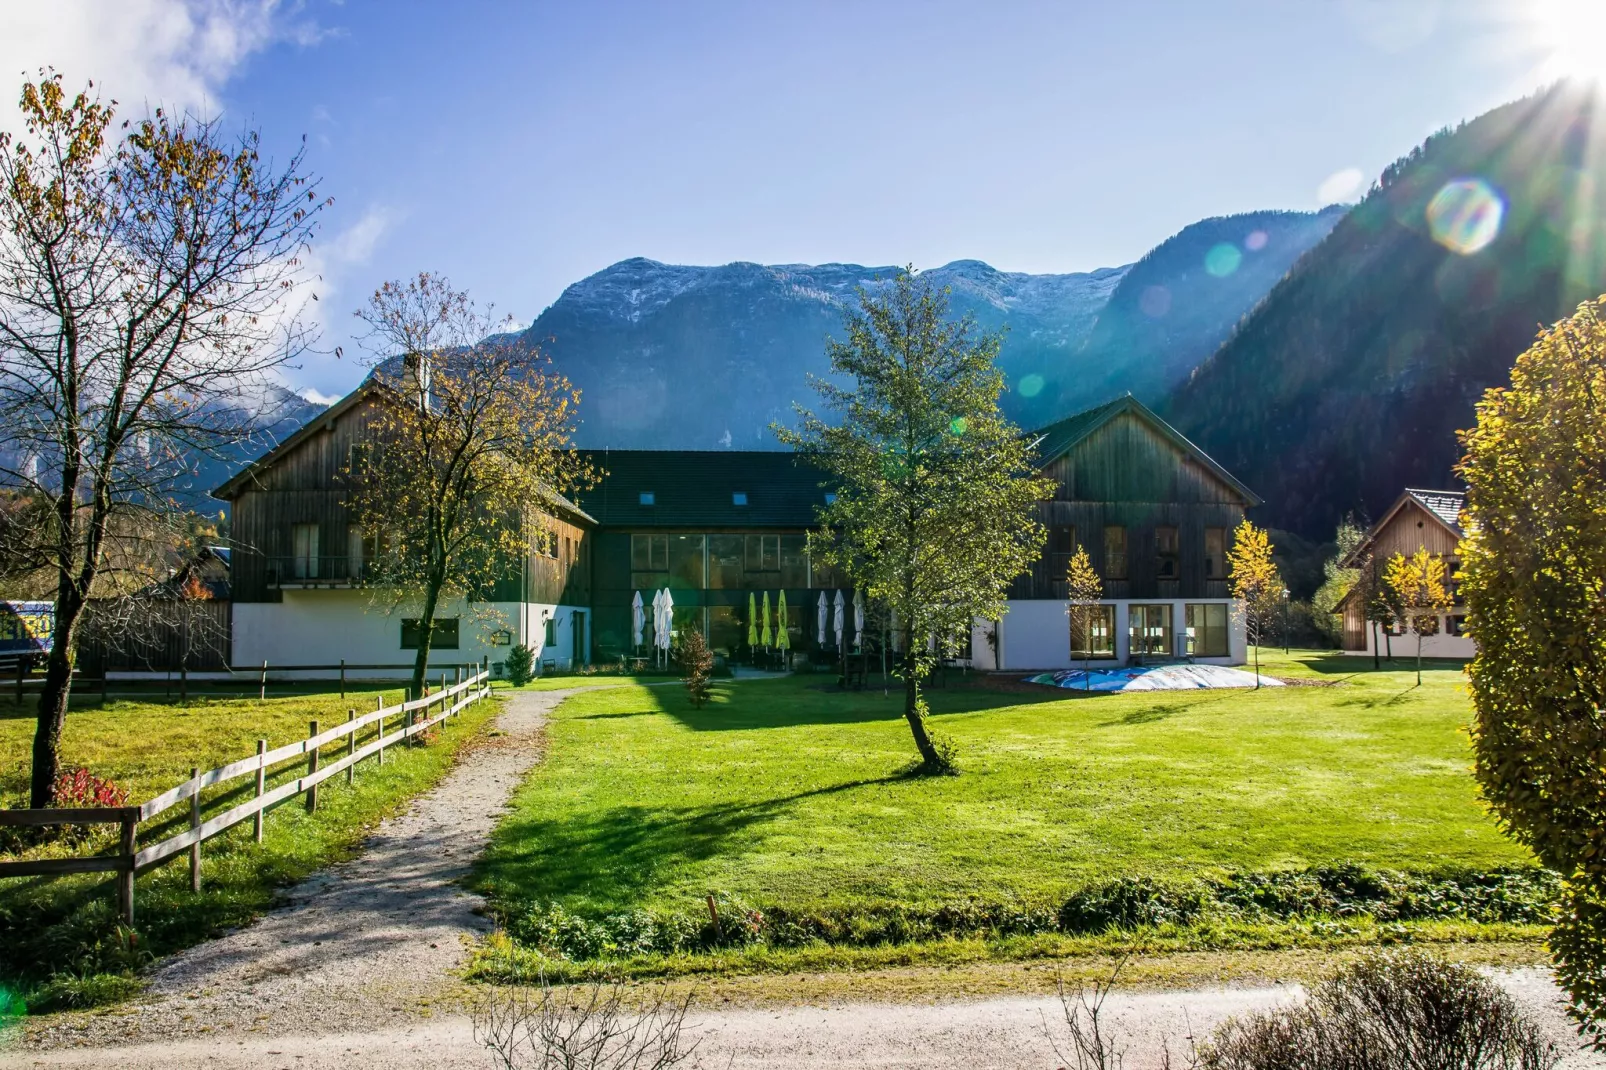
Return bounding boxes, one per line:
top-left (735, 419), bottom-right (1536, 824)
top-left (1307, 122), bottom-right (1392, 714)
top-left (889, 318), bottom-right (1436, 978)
top-left (1253, 625), bottom-right (1261, 690)
top-left (410, 578), bottom-right (444, 701)
top-left (900, 637), bottom-right (939, 769)
top-left (1416, 632), bottom-right (1423, 687)
top-left (1371, 621), bottom-right (1379, 670)
top-left (30, 587), bottom-right (84, 808)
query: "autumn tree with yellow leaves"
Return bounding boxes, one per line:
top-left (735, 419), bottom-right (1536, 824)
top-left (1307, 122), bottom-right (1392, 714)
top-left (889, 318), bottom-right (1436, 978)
top-left (1227, 519), bottom-right (1282, 688)
top-left (1383, 546), bottom-right (1452, 686)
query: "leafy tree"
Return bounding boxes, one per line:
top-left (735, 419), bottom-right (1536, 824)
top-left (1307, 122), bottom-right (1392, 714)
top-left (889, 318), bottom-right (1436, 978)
top-left (1227, 519), bottom-right (1282, 688)
top-left (343, 274), bottom-right (594, 702)
top-left (778, 268), bottom-right (1050, 773)
top-left (505, 643), bottom-right (535, 687)
top-left (0, 74), bottom-right (325, 807)
top-left (1458, 294), bottom-right (1606, 1042)
top-left (1383, 547), bottom-right (1452, 686)
top-left (1064, 545), bottom-right (1103, 690)
top-left (678, 627), bottom-right (713, 708)
top-left (1310, 517), bottom-right (1364, 647)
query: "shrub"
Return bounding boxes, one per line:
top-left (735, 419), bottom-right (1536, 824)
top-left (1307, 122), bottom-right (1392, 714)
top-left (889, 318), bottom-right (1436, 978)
top-left (52, 767), bottom-right (129, 808)
top-left (28, 971), bottom-right (143, 1013)
top-left (505, 643), bottom-right (535, 687)
top-left (1202, 949), bottom-right (1559, 1070)
top-left (678, 629), bottom-right (713, 708)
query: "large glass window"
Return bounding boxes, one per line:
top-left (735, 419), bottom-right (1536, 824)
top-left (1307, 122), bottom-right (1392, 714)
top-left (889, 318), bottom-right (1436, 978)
top-left (292, 523), bottom-right (319, 579)
top-left (1185, 603), bottom-right (1229, 657)
top-left (1070, 604), bottom-right (1115, 658)
top-left (630, 533), bottom-right (668, 590)
top-left (744, 534), bottom-right (780, 578)
top-left (668, 535), bottom-right (705, 588)
top-left (1129, 604), bottom-right (1172, 656)
top-left (1104, 526), bottom-right (1128, 580)
top-left (708, 605), bottom-right (742, 656)
top-left (780, 535), bottom-right (809, 588)
top-left (708, 535), bottom-right (744, 589)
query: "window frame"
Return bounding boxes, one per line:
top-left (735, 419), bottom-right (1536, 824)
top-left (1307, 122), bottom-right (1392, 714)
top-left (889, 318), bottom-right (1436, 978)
top-left (1184, 602), bottom-right (1229, 657)
top-left (401, 617), bottom-right (459, 649)
top-left (1156, 525), bottom-right (1179, 580)
top-left (1104, 525), bottom-right (1128, 581)
top-left (1204, 527), bottom-right (1226, 580)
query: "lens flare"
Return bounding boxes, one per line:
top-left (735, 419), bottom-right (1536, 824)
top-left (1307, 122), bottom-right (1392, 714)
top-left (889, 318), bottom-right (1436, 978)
top-left (1204, 243), bottom-right (1242, 277)
top-left (1139, 285), bottom-right (1171, 318)
top-left (1426, 178), bottom-right (1504, 255)
top-left (1244, 230), bottom-right (1269, 252)
top-left (1017, 373), bottom-right (1045, 398)
top-left (949, 416), bottom-right (968, 436)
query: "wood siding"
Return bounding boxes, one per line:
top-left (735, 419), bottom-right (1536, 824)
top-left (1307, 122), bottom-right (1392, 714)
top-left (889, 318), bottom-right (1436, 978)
top-left (228, 396), bottom-right (592, 604)
top-left (1012, 411), bottom-right (1249, 600)
top-left (1366, 500), bottom-right (1462, 560)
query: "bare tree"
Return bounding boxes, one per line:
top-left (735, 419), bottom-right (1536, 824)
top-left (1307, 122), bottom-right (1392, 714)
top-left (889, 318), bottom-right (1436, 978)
top-left (0, 73), bottom-right (325, 806)
top-left (343, 274), bottom-right (594, 701)
top-left (473, 979), bottom-right (701, 1070)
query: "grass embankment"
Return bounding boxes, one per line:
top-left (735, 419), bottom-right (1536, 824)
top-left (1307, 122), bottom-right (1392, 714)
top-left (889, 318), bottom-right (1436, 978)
top-left (471, 651), bottom-right (1546, 981)
top-left (0, 682), bottom-right (497, 1011)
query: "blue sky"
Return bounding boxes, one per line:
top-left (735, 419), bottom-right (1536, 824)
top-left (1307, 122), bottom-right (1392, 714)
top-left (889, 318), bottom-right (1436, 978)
top-left (0, 0), bottom-right (1577, 400)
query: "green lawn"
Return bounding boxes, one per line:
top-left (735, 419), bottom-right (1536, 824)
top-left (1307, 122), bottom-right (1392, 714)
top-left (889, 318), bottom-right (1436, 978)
top-left (0, 684), bottom-right (496, 1011)
top-left (471, 651), bottom-right (1539, 977)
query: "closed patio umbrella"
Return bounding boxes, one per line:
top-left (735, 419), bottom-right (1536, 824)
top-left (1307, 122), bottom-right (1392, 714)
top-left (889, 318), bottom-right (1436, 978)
top-left (659, 589), bottom-right (675, 660)
top-left (650, 589), bottom-right (663, 651)
top-left (833, 590), bottom-right (845, 651)
top-left (853, 589), bottom-right (865, 651)
top-left (776, 590), bottom-right (790, 654)
top-left (761, 591), bottom-right (773, 649)
top-left (631, 590), bottom-right (645, 650)
top-left (817, 591), bottom-right (828, 647)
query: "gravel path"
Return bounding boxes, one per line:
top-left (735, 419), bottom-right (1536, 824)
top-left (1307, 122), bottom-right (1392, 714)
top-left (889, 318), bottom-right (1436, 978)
top-left (12, 688), bottom-right (569, 1053)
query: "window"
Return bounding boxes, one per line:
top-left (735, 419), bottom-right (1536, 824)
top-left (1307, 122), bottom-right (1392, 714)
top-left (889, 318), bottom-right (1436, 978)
top-left (1447, 614), bottom-right (1467, 637)
top-left (1104, 526), bottom-right (1128, 580)
top-left (630, 533), bottom-right (668, 589)
top-left (1129, 604), bottom-right (1173, 656)
top-left (543, 615), bottom-right (557, 646)
top-left (780, 534), bottom-right (809, 587)
top-left (401, 617), bottom-right (459, 649)
top-left (1185, 603), bottom-right (1229, 657)
top-left (1070, 604), bottom-right (1116, 658)
top-left (668, 534), bottom-right (705, 588)
top-left (708, 534), bottom-right (743, 588)
top-left (292, 523), bottom-right (319, 579)
top-left (347, 442), bottom-right (370, 475)
top-left (745, 534), bottom-right (780, 573)
top-left (639, 491), bottom-right (655, 506)
top-left (564, 536), bottom-right (572, 563)
top-left (1156, 526), bottom-right (1179, 580)
top-left (732, 491), bottom-right (748, 506)
top-left (824, 492), bottom-right (837, 505)
top-left (1204, 527), bottom-right (1226, 580)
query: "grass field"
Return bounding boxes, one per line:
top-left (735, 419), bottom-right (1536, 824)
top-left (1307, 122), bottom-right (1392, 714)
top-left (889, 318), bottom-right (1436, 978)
top-left (471, 651), bottom-right (1542, 977)
top-left (0, 682), bottom-right (496, 1010)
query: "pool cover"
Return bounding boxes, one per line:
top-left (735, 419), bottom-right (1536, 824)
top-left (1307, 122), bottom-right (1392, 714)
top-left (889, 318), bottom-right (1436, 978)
top-left (1026, 664), bottom-right (1285, 691)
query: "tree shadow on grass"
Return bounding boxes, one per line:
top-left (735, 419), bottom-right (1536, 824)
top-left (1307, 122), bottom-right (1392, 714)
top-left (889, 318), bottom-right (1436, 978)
top-left (1094, 690), bottom-right (1236, 728)
top-left (473, 774), bottom-right (907, 913)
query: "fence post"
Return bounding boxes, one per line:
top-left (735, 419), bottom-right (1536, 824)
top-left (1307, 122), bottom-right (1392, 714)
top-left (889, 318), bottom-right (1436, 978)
top-left (101, 672), bottom-right (108, 706)
top-left (346, 709), bottom-right (356, 785)
top-left (455, 665), bottom-right (461, 688)
top-left (305, 720), bottom-right (320, 813)
top-left (376, 695), bottom-right (386, 765)
top-left (180, 661), bottom-right (188, 703)
top-left (259, 660), bottom-right (267, 702)
top-left (14, 656), bottom-right (21, 704)
top-left (340, 659), bottom-right (346, 700)
top-left (189, 766), bottom-right (201, 892)
top-left (253, 739), bottom-right (267, 842)
top-left (118, 813), bottom-right (137, 924)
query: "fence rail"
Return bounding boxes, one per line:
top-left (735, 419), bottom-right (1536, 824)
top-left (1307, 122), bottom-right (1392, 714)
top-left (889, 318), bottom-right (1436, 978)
top-left (0, 660), bottom-right (492, 922)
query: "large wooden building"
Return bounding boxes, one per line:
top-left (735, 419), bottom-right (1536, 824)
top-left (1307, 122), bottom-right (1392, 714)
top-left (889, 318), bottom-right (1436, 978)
top-left (210, 389), bottom-right (1259, 673)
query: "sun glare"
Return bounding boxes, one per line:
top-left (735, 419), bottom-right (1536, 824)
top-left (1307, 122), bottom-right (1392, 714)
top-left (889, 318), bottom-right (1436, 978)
top-left (1533, 0), bottom-right (1606, 83)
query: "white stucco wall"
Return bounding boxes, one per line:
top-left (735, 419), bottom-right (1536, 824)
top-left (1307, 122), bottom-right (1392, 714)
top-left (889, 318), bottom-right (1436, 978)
top-left (973, 599), bottom-right (1248, 671)
top-left (1344, 615), bottom-right (1475, 660)
top-left (232, 590), bottom-right (591, 677)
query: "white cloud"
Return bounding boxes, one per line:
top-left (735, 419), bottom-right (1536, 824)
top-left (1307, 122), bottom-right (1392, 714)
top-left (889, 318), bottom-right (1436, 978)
top-left (322, 205), bottom-right (394, 268)
top-left (300, 386), bottom-right (340, 406)
top-left (0, 0), bottom-right (331, 130)
top-left (1317, 167), bottom-right (1367, 205)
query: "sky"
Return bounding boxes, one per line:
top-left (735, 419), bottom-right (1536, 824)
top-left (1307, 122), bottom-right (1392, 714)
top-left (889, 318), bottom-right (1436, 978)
top-left (0, 0), bottom-right (1583, 402)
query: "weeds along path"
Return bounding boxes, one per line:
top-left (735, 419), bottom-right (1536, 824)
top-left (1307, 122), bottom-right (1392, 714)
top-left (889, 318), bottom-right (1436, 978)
top-left (18, 688), bottom-right (572, 1052)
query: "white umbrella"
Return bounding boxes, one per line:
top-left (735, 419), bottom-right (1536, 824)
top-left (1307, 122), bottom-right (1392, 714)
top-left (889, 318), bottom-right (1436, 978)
top-left (650, 589), bottom-right (664, 650)
top-left (631, 591), bottom-right (645, 649)
top-left (659, 589), bottom-right (675, 652)
top-left (817, 591), bottom-right (828, 647)
top-left (853, 589), bottom-right (865, 650)
top-left (833, 590), bottom-right (845, 652)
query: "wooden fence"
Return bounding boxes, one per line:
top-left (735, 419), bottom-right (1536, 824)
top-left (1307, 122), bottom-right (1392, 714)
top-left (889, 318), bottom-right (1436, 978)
top-left (0, 661), bottom-right (492, 922)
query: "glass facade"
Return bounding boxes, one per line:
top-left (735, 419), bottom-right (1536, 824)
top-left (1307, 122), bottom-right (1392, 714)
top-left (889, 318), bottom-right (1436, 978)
top-left (1129, 603), bottom-right (1172, 656)
top-left (1070, 605), bottom-right (1116, 658)
top-left (1185, 603), bottom-right (1229, 656)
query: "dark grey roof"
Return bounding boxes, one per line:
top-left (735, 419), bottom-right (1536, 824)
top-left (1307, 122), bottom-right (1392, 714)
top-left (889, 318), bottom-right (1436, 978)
top-left (1028, 394), bottom-right (1262, 506)
top-left (1405, 488), bottom-right (1466, 534)
top-left (578, 450), bottom-right (833, 528)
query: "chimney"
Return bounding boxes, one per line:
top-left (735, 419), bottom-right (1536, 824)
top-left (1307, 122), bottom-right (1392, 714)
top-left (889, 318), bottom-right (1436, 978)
top-left (402, 351), bottom-right (431, 411)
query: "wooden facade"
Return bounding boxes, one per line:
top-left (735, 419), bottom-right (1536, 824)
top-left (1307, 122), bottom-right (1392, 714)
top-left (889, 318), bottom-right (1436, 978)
top-left (1010, 402), bottom-right (1256, 602)
top-left (1337, 489), bottom-right (1466, 651)
top-left (215, 385), bottom-right (594, 609)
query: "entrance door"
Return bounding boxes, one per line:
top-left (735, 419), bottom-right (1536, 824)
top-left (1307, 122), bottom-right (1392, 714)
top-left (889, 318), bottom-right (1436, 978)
top-left (570, 610), bottom-right (586, 668)
top-left (1129, 604), bottom-right (1173, 658)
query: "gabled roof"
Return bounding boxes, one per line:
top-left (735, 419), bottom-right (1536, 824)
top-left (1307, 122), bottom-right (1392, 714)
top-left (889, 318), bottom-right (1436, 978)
top-left (211, 383), bottom-right (380, 501)
top-left (576, 450), bottom-right (834, 528)
top-left (1340, 487), bottom-right (1465, 568)
top-left (1027, 394), bottom-right (1262, 506)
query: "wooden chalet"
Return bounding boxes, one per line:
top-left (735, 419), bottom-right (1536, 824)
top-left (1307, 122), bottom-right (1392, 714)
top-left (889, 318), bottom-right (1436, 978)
top-left (1336, 488), bottom-right (1472, 658)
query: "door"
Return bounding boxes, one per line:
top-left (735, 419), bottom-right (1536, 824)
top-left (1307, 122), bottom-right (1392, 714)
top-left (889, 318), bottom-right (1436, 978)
top-left (570, 611), bottom-right (586, 668)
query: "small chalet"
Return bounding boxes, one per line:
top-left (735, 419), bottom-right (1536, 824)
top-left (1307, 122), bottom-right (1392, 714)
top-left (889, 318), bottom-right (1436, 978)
top-left (1336, 488), bottom-right (1473, 659)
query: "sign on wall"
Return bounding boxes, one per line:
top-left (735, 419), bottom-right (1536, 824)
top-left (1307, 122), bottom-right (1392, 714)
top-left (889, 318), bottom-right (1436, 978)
top-left (0, 601), bottom-right (53, 656)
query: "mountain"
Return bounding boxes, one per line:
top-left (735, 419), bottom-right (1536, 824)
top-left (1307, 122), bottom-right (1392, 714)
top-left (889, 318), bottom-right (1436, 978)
top-left (186, 384), bottom-right (328, 508)
top-left (1163, 82), bottom-right (1606, 539)
top-left (521, 209), bottom-right (1341, 449)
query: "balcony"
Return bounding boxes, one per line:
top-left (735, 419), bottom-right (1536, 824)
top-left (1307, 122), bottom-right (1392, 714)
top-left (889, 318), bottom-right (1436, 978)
top-left (264, 556), bottom-right (374, 589)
